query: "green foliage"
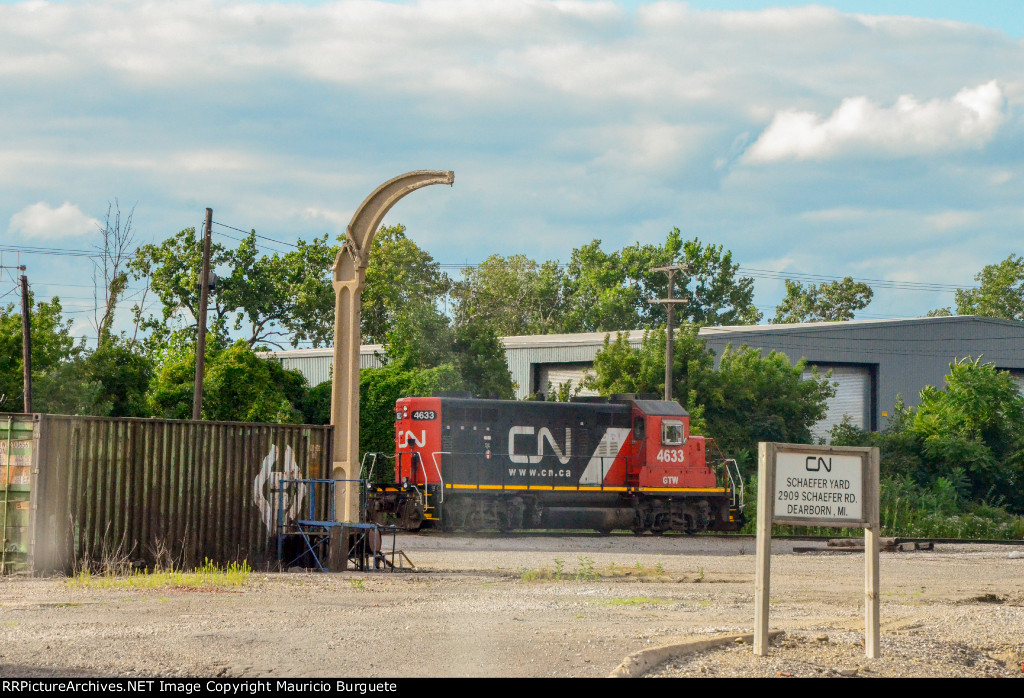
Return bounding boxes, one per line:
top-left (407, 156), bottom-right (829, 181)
top-left (147, 340), bottom-right (305, 423)
top-left (359, 360), bottom-right (464, 468)
top-left (452, 254), bottom-right (565, 336)
top-left (910, 357), bottom-right (1024, 508)
top-left (0, 296), bottom-right (82, 412)
top-left (33, 357), bottom-right (109, 416)
top-left (561, 230), bottom-right (760, 333)
top-left (300, 380), bottom-right (332, 426)
top-left (772, 277), bottom-right (873, 323)
top-left (828, 358), bottom-right (1024, 517)
top-left (955, 253), bottom-right (1024, 321)
top-left (130, 227), bottom-right (338, 349)
top-left (69, 558), bottom-right (252, 590)
top-left (383, 298), bottom-right (514, 400)
top-left (452, 319), bottom-right (516, 400)
top-left (362, 224), bottom-right (452, 344)
top-left (86, 338), bottom-right (154, 417)
top-left (707, 347), bottom-right (832, 471)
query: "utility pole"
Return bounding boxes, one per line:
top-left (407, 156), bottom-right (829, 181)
top-left (19, 269), bottom-right (32, 413)
top-left (192, 208), bottom-right (213, 421)
top-left (652, 264), bottom-right (690, 402)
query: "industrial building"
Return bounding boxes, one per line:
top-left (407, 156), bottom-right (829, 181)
top-left (267, 316), bottom-right (1024, 441)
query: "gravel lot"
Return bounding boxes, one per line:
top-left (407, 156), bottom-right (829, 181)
top-left (0, 534), bottom-right (1022, 678)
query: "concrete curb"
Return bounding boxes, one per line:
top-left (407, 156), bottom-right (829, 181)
top-left (609, 630), bottom-right (785, 677)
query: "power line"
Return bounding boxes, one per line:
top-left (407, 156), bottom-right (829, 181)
top-left (212, 221), bottom-right (299, 250)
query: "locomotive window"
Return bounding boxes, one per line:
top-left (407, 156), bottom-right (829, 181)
top-left (633, 417), bottom-right (645, 440)
top-left (661, 420), bottom-right (685, 446)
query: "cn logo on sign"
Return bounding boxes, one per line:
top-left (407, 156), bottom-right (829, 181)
top-left (805, 456), bottom-right (832, 473)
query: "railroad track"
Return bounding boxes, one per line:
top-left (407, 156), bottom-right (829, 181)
top-left (410, 529), bottom-right (1024, 545)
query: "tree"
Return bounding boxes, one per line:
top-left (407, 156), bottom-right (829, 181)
top-left (451, 254), bottom-right (565, 336)
top-left (772, 277), bottom-right (873, 323)
top-left (383, 298), bottom-right (515, 399)
top-left (588, 328), bottom-right (833, 473)
top-left (705, 347), bottom-right (833, 468)
top-left (561, 230), bottom-right (760, 332)
top-left (129, 228), bottom-right (337, 350)
top-left (147, 340), bottom-right (306, 423)
top-left (452, 319), bottom-right (516, 400)
top-left (362, 225), bottom-right (451, 344)
top-left (910, 357), bottom-right (1024, 508)
top-left (92, 200), bottom-right (137, 345)
top-left (0, 296), bottom-right (80, 412)
top-left (955, 253), bottom-right (1024, 321)
top-left (84, 337), bottom-right (154, 417)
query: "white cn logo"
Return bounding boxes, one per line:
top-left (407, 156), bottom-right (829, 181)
top-left (398, 430), bottom-right (426, 448)
top-left (508, 426), bottom-right (572, 465)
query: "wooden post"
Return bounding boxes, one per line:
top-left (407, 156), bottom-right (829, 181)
top-left (865, 447), bottom-right (881, 658)
top-left (20, 272), bottom-right (32, 413)
top-left (328, 526), bottom-right (344, 572)
top-left (753, 442), bottom-right (774, 655)
top-left (192, 208), bottom-right (213, 421)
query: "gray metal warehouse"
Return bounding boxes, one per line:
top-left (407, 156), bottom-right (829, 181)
top-left (267, 316), bottom-right (1024, 442)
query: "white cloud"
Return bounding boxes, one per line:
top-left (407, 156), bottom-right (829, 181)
top-left (925, 210), bottom-right (978, 231)
top-left (745, 81), bottom-right (1006, 163)
top-left (7, 202), bottom-right (99, 240)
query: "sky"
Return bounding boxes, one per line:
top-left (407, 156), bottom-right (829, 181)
top-left (1, 0), bottom-right (1022, 345)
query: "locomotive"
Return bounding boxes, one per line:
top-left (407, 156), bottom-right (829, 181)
top-left (365, 395), bottom-right (745, 534)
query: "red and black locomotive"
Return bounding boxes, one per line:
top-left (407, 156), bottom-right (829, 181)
top-left (366, 395), bottom-right (744, 534)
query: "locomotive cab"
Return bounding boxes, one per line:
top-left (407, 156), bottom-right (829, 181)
top-left (629, 401), bottom-right (716, 490)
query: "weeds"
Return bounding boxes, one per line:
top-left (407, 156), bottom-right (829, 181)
top-left (575, 556), bottom-right (598, 581)
top-left (599, 597), bottom-right (666, 606)
top-left (519, 556), bottom-right (667, 582)
top-left (67, 558), bottom-right (251, 591)
top-left (348, 579), bottom-right (365, 591)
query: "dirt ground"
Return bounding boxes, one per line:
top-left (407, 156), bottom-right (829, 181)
top-left (0, 534), bottom-right (1022, 678)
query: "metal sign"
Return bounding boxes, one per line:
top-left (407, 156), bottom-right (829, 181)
top-left (772, 450), bottom-right (865, 525)
top-left (754, 442), bottom-right (880, 660)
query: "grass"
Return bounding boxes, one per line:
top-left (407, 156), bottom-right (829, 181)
top-left (520, 557), bottom-right (671, 582)
top-left (67, 558), bottom-right (252, 591)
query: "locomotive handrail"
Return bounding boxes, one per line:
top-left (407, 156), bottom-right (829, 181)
top-left (705, 438), bottom-right (745, 510)
top-left (724, 458), bottom-right (745, 510)
top-left (361, 451), bottom-right (379, 484)
top-left (429, 452), bottom-right (448, 504)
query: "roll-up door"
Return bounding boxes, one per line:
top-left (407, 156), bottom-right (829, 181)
top-left (803, 364), bottom-right (872, 443)
top-left (534, 362), bottom-right (598, 398)
top-left (1003, 369), bottom-right (1024, 396)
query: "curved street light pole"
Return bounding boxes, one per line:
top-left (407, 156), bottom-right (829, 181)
top-left (331, 170), bottom-right (455, 523)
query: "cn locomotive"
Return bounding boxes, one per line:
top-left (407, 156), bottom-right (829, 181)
top-left (365, 395), bottom-right (745, 534)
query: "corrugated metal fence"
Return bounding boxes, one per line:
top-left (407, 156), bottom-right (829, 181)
top-left (4, 414), bottom-right (332, 573)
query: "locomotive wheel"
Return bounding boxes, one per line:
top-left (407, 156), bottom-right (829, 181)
top-left (465, 510), bottom-right (483, 532)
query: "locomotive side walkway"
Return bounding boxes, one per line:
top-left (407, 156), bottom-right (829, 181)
top-left (0, 534), bottom-right (1021, 678)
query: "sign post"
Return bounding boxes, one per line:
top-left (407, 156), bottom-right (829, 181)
top-left (754, 442), bottom-right (880, 658)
